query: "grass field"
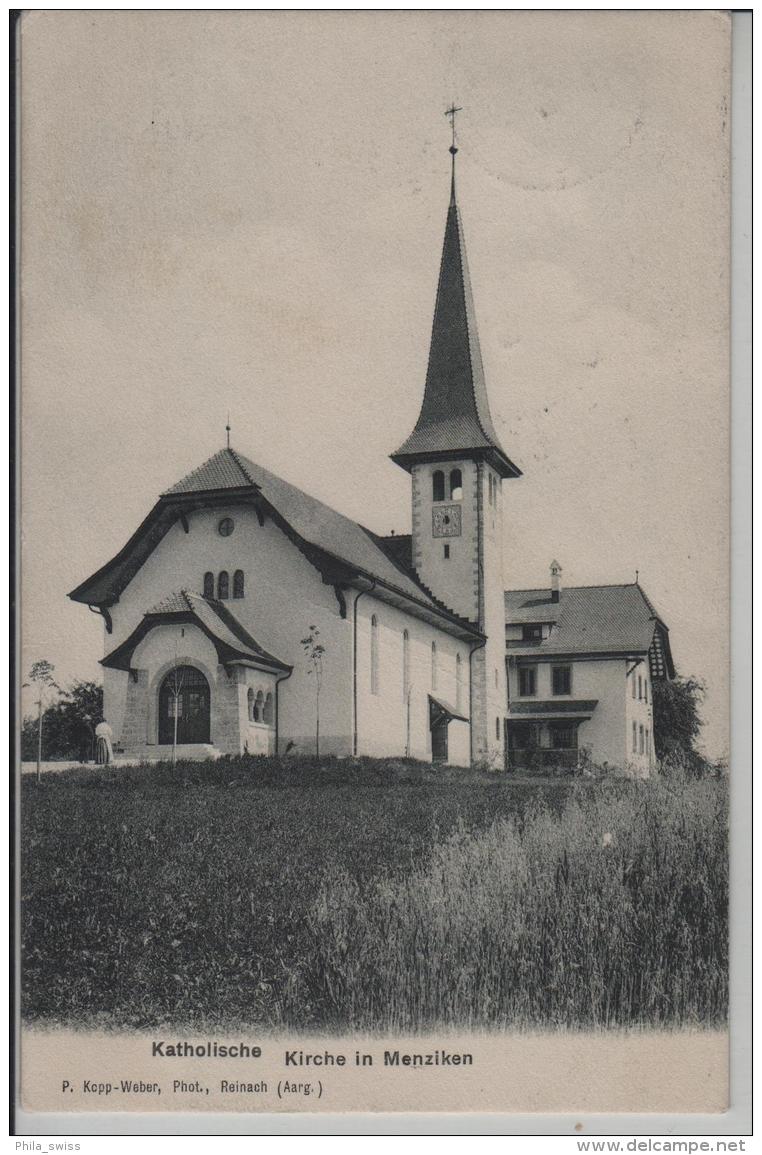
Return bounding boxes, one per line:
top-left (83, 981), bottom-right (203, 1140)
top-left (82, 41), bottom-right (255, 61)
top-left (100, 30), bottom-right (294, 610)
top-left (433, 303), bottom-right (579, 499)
top-left (20, 756), bottom-right (728, 1032)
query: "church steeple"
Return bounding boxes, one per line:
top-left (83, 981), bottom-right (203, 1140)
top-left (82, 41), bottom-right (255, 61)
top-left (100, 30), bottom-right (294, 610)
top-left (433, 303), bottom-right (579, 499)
top-left (391, 121), bottom-right (521, 480)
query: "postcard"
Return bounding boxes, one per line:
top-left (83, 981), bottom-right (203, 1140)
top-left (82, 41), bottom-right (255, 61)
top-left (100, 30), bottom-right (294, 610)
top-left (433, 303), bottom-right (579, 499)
top-left (16, 9), bottom-right (734, 1131)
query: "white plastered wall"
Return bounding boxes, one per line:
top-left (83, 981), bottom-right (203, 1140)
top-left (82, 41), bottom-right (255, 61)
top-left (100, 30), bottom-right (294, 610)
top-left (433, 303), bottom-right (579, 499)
top-left (354, 593), bottom-right (472, 766)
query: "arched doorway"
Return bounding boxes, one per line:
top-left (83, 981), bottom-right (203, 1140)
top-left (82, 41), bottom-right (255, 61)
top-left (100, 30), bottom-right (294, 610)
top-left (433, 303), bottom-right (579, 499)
top-left (158, 666), bottom-right (211, 745)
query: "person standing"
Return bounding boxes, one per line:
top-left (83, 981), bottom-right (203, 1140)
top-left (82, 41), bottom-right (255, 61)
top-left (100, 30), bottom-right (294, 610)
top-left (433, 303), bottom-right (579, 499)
top-left (94, 720), bottom-right (114, 765)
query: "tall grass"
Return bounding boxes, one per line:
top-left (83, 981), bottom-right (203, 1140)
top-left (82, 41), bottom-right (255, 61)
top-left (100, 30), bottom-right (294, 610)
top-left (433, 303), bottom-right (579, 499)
top-left (21, 759), bottom-right (727, 1032)
top-left (306, 779), bottom-right (728, 1031)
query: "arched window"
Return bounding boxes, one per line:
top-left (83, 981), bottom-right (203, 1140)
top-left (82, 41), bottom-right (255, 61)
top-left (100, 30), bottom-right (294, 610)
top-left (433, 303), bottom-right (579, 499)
top-left (639, 724), bottom-right (645, 755)
top-left (233, 570), bottom-right (244, 599)
top-left (496, 717), bottom-right (501, 740)
top-left (247, 687), bottom-right (255, 720)
top-left (431, 641), bottom-right (437, 690)
top-left (449, 468), bottom-right (463, 500)
top-left (432, 470), bottom-right (445, 502)
top-left (263, 692), bottom-right (274, 726)
top-left (217, 571), bottom-right (229, 600)
top-left (253, 690), bottom-right (264, 723)
top-left (370, 615), bottom-right (379, 695)
top-left (632, 673), bottom-right (637, 698)
top-left (203, 571), bottom-right (214, 598)
top-left (456, 652), bottom-right (463, 711)
top-left (632, 720), bottom-right (637, 753)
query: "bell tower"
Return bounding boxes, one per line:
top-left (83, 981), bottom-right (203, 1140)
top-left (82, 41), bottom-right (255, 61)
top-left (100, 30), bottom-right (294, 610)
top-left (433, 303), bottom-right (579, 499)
top-left (390, 111), bottom-right (521, 765)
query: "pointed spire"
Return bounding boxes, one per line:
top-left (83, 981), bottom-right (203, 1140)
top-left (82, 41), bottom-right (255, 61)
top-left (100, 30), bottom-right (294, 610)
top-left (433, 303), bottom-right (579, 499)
top-left (391, 117), bottom-right (521, 480)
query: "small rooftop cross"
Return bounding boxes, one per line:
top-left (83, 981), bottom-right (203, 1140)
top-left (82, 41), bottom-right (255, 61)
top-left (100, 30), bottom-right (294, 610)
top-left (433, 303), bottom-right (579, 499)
top-left (226, 413), bottom-right (231, 449)
top-left (445, 103), bottom-right (462, 155)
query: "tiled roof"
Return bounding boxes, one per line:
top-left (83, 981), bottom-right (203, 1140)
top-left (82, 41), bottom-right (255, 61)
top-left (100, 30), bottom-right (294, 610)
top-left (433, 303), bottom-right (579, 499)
top-left (390, 189), bottom-right (520, 479)
top-left (104, 590), bottom-right (290, 672)
top-left (162, 451), bottom-right (251, 495)
top-left (505, 583), bottom-right (670, 658)
top-left (73, 447), bottom-right (481, 640)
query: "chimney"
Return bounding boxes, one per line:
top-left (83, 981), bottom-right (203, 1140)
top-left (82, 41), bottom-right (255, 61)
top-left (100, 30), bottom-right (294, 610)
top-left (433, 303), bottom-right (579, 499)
top-left (550, 560), bottom-right (562, 603)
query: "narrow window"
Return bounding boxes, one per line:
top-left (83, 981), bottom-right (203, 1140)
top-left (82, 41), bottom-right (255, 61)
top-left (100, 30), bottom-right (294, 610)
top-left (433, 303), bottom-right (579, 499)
top-left (203, 571), bottom-right (214, 599)
top-left (431, 641), bottom-right (437, 690)
top-left (254, 690), bottom-right (264, 723)
top-left (456, 652), bottom-right (463, 712)
top-left (552, 664), bottom-right (572, 696)
top-left (638, 675), bottom-right (642, 700)
top-left (233, 569), bottom-right (244, 599)
top-left (644, 679), bottom-right (648, 703)
top-left (217, 571), bottom-right (229, 600)
top-left (247, 687), bottom-right (255, 721)
top-left (518, 666), bottom-right (536, 697)
top-left (432, 470), bottom-right (445, 502)
top-left (632, 720), bottom-right (637, 753)
top-left (370, 615), bottom-right (379, 695)
top-left (496, 716), bottom-right (500, 740)
top-left (639, 724), bottom-right (645, 754)
top-left (495, 668), bottom-right (499, 688)
top-left (263, 692), bottom-right (274, 726)
top-left (646, 728), bottom-right (650, 755)
top-left (632, 673), bottom-right (636, 698)
top-left (402, 630), bottom-right (410, 701)
top-left (449, 468), bottom-right (463, 500)
top-left (443, 543), bottom-right (450, 559)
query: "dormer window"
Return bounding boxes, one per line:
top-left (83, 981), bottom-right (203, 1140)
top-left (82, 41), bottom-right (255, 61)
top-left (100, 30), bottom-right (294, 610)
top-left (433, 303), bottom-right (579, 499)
top-left (449, 468), bottom-right (463, 500)
top-left (432, 470), bottom-right (445, 502)
top-left (522, 624), bottom-right (543, 642)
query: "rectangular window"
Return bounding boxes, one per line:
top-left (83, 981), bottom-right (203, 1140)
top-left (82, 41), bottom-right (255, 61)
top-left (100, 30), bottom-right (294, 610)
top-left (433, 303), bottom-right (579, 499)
top-left (443, 544), bottom-right (450, 559)
top-left (522, 624), bottom-right (543, 642)
top-left (646, 728), bottom-right (650, 755)
top-left (551, 665), bottom-right (572, 695)
top-left (518, 666), bottom-right (536, 697)
top-left (638, 675), bottom-right (643, 700)
top-left (632, 720), bottom-right (637, 753)
top-left (550, 723), bottom-right (577, 750)
top-left (632, 674), bottom-right (636, 699)
top-left (644, 679), bottom-right (648, 703)
top-left (639, 724), bottom-right (645, 755)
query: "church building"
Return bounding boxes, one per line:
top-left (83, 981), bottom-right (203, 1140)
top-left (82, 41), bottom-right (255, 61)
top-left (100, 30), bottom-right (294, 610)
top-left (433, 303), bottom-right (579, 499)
top-left (70, 133), bottom-right (674, 774)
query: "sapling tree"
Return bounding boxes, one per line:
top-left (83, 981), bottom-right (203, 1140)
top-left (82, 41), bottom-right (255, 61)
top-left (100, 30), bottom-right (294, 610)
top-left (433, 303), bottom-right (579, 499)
top-left (24, 660), bottom-right (59, 784)
top-left (300, 625), bottom-right (325, 759)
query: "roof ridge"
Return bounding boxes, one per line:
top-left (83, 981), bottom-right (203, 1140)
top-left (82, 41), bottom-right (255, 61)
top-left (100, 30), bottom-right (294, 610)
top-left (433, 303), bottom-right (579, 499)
top-left (227, 446), bottom-right (258, 488)
top-left (505, 581), bottom-right (641, 595)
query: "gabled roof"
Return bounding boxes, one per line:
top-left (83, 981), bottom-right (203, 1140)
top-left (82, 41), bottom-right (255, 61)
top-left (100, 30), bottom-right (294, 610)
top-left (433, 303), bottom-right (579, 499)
top-left (102, 590), bottom-right (291, 673)
top-left (390, 174), bottom-right (521, 480)
top-left (505, 582), bottom-right (674, 675)
top-left (70, 447), bottom-right (481, 643)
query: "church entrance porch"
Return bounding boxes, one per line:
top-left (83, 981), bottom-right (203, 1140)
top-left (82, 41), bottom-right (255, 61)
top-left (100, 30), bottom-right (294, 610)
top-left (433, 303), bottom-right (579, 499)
top-left (158, 665), bottom-right (211, 745)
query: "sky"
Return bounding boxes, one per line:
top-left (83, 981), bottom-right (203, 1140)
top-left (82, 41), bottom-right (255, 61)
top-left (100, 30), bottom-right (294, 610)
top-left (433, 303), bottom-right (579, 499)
top-left (19, 11), bottom-right (730, 755)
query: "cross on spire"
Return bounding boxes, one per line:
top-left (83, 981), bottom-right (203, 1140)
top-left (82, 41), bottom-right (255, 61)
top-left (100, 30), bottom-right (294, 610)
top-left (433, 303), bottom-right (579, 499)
top-left (445, 104), bottom-right (462, 203)
top-left (226, 413), bottom-right (231, 449)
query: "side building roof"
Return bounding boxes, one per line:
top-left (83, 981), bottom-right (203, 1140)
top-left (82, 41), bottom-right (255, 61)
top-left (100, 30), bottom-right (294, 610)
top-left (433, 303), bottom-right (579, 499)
top-left (505, 582), bottom-right (675, 676)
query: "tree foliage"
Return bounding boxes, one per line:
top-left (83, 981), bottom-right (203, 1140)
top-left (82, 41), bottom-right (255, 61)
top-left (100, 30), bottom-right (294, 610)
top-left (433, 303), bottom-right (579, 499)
top-left (651, 675), bottom-right (709, 775)
top-left (21, 680), bottom-right (103, 762)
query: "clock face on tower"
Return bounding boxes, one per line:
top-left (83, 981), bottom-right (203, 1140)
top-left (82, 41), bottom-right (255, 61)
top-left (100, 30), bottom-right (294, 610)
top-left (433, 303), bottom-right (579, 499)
top-left (432, 505), bottom-right (462, 538)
